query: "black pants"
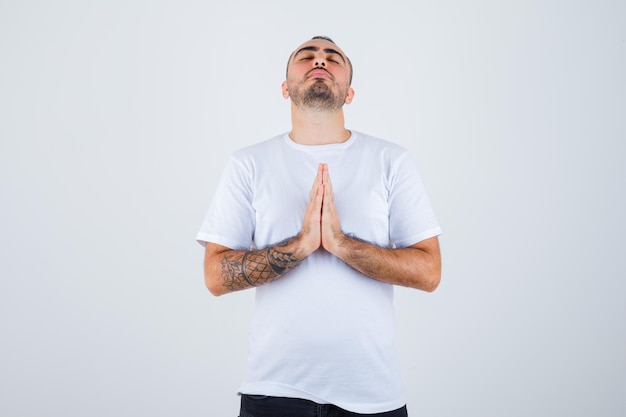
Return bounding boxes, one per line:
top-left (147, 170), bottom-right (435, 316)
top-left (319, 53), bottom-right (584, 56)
top-left (239, 395), bottom-right (408, 417)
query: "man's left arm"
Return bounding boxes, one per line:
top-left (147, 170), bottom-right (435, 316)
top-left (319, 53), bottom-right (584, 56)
top-left (320, 164), bottom-right (441, 292)
top-left (328, 234), bottom-right (441, 292)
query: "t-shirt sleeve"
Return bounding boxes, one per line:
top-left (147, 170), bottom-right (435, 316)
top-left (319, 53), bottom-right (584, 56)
top-left (196, 155), bottom-right (255, 250)
top-left (388, 152), bottom-right (441, 248)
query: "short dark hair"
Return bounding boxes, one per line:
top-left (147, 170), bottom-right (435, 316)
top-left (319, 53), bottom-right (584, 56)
top-left (311, 35), bottom-right (336, 44)
top-left (286, 36), bottom-right (353, 85)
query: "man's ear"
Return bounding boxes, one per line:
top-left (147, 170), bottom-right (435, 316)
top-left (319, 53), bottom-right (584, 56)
top-left (344, 87), bottom-right (355, 104)
top-left (281, 81), bottom-right (289, 99)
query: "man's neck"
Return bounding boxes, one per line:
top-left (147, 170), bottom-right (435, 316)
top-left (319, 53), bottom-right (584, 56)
top-left (288, 105), bottom-right (350, 146)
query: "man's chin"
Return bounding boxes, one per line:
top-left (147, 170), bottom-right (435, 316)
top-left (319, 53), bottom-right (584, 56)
top-left (300, 99), bottom-right (343, 112)
top-left (309, 80), bottom-right (330, 90)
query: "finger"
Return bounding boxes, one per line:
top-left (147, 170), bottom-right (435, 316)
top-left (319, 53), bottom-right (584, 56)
top-left (309, 168), bottom-right (325, 221)
top-left (323, 164), bottom-right (334, 200)
top-left (322, 184), bottom-right (330, 216)
top-left (323, 183), bottom-right (335, 213)
top-left (322, 180), bottom-right (334, 217)
top-left (308, 163), bottom-right (324, 202)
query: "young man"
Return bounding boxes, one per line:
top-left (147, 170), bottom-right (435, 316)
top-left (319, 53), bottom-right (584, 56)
top-left (197, 36), bottom-right (441, 417)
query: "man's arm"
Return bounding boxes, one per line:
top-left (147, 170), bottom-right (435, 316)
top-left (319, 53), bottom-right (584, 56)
top-left (326, 235), bottom-right (441, 292)
top-left (203, 164), bottom-right (325, 296)
top-left (320, 164), bottom-right (441, 292)
top-left (204, 238), bottom-right (304, 296)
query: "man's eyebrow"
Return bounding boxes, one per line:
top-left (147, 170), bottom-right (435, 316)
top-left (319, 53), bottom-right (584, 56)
top-left (294, 46), bottom-right (319, 57)
top-left (323, 48), bottom-right (346, 63)
top-left (293, 46), bottom-right (346, 63)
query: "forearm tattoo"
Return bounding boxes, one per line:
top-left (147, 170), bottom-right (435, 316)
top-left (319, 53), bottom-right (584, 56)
top-left (220, 240), bottom-right (299, 290)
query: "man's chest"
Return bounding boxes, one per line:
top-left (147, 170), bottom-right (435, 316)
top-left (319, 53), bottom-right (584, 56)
top-left (251, 159), bottom-right (391, 246)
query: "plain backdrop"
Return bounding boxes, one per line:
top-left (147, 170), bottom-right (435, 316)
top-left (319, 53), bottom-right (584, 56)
top-left (1, 0), bottom-right (625, 416)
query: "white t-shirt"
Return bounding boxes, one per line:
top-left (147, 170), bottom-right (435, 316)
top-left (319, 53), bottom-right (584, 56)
top-left (197, 131), bottom-right (441, 413)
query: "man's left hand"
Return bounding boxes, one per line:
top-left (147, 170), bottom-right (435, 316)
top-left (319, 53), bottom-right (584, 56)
top-left (319, 163), bottom-right (346, 255)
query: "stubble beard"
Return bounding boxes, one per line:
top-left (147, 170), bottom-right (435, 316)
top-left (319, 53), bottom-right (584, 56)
top-left (290, 79), bottom-right (347, 112)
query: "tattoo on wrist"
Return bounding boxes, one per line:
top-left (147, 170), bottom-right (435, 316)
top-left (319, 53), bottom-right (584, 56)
top-left (220, 238), bottom-right (300, 290)
top-left (266, 246), bottom-right (299, 275)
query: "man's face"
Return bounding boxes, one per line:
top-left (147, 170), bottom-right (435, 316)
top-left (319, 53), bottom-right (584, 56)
top-left (283, 39), bottom-right (354, 112)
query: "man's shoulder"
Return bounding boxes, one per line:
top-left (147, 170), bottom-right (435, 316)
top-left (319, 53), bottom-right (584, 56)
top-left (231, 133), bottom-right (286, 158)
top-left (353, 131), bottom-right (409, 156)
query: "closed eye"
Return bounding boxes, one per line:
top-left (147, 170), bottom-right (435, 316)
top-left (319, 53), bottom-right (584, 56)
top-left (293, 46), bottom-right (347, 65)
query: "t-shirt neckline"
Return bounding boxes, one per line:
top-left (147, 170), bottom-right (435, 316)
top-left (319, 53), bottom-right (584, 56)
top-left (282, 130), bottom-right (356, 151)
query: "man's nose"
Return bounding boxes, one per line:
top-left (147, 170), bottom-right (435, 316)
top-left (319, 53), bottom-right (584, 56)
top-left (314, 55), bottom-right (326, 67)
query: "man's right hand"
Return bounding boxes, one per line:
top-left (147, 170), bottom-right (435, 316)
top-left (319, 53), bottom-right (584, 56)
top-left (296, 163), bottom-right (324, 257)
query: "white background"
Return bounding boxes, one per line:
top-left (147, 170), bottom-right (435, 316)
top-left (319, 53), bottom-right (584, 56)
top-left (1, 0), bottom-right (625, 416)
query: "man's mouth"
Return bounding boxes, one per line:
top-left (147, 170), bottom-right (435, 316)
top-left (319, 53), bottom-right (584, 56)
top-left (307, 69), bottom-right (331, 79)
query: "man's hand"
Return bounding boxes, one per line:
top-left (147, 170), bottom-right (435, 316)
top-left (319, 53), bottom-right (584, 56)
top-left (320, 164), bottom-right (346, 255)
top-left (296, 163), bottom-right (324, 257)
top-left (299, 163), bottom-right (346, 256)
top-left (299, 163), bottom-right (347, 256)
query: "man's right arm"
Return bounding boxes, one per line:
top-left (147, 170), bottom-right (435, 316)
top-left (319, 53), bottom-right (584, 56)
top-left (204, 238), bottom-right (306, 296)
top-left (203, 164), bottom-right (325, 296)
